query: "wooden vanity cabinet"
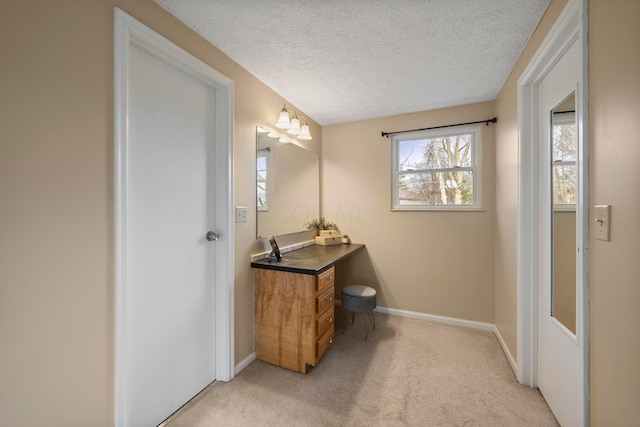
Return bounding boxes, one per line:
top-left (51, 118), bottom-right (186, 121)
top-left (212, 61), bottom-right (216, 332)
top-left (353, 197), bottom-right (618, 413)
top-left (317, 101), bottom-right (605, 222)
top-left (254, 266), bottom-right (335, 373)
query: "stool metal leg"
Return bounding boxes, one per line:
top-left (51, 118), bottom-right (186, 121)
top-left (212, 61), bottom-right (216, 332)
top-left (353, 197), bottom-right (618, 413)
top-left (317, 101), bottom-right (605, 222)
top-left (342, 306), bottom-right (348, 334)
top-left (367, 311), bottom-right (376, 330)
top-left (342, 306), bottom-right (375, 341)
top-left (363, 312), bottom-right (368, 341)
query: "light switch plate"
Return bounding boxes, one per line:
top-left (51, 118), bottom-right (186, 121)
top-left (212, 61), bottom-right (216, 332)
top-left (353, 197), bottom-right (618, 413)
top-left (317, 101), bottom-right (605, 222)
top-left (594, 204), bottom-right (610, 241)
top-left (235, 206), bottom-right (247, 223)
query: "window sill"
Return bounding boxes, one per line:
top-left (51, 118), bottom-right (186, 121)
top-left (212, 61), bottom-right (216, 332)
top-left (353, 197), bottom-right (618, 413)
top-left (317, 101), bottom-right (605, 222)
top-left (553, 204), bottom-right (576, 212)
top-left (390, 207), bottom-right (485, 212)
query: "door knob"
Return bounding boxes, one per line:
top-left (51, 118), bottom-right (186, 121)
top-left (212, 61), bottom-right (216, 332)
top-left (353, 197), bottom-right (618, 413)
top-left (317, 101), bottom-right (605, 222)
top-left (206, 231), bottom-right (220, 241)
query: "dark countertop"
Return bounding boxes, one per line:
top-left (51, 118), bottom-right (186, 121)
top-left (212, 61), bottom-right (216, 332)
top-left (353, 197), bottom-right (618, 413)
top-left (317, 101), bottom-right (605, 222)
top-left (251, 243), bottom-right (365, 275)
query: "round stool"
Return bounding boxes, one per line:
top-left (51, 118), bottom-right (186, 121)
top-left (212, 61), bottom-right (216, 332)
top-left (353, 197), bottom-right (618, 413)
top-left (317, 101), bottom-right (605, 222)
top-left (342, 285), bottom-right (377, 341)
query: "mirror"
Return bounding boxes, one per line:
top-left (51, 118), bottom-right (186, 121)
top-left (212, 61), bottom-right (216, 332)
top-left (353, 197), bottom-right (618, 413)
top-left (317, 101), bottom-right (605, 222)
top-left (256, 127), bottom-right (320, 238)
top-left (551, 92), bottom-right (577, 334)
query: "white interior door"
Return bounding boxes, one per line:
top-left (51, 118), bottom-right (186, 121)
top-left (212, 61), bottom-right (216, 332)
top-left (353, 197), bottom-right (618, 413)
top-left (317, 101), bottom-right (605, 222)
top-left (537, 38), bottom-right (584, 427)
top-left (115, 9), bottom-right (235, 427)
top-left (124, 44), bottom-right (217, 426)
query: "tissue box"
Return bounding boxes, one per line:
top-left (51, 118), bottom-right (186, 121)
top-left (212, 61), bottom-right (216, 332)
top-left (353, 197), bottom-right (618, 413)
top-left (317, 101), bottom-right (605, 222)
top-left (314, 235), bottom-right (342, 246)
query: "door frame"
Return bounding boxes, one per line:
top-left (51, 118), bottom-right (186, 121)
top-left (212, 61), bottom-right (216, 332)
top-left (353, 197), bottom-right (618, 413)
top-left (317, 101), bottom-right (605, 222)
top-left (113, 8), bottom-right (235, 426)
top-left (516, 0), bottom-right (589, 420)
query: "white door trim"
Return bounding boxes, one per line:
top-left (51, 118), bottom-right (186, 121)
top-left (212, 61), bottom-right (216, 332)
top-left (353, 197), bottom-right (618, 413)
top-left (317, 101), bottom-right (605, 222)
top-left (114, 8), bottom-right (235, 426)
top-left (516, 0), bottom-right (588, 420)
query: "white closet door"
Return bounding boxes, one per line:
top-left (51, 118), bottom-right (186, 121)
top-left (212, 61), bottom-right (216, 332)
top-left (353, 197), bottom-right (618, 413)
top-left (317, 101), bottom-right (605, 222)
top-left (537, 38), bottom-right (584, 427)
top-left (125, 43), bottom-right (217, 427)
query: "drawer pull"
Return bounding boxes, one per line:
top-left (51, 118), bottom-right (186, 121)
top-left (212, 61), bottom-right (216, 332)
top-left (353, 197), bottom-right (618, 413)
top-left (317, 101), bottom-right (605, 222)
top-left (328, 338), bottom-right (333, 344)
top-left (327, 317), bottom-right (333, 323)
top-left (326, 296), bottom-right (333, 302)
top-left (328, 276), bottom-right (334, 280)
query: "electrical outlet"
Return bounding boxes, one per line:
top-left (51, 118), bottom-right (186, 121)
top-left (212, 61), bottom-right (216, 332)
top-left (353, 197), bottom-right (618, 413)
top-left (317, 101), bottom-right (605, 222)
top-left (235, 206), bottom-right (247, 223)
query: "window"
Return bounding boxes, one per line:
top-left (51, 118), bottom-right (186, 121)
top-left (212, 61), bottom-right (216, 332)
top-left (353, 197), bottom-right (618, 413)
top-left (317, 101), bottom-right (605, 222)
top-left (257, 148), bottom-right (269, 211)
top-left (391, 126), bottom-right (481, 210)
top-left (552, 111), bottom-right (576, 210)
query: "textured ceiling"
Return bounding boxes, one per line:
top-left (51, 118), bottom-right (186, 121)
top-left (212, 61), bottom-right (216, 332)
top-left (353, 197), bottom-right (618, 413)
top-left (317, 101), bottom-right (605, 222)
top-left (154, 0), bottom-right (551, 125)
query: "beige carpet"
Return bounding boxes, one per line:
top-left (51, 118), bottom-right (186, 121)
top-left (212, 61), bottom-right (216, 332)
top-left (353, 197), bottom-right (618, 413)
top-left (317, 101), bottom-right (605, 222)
top-left (164, 312), bottom-right (558, 426)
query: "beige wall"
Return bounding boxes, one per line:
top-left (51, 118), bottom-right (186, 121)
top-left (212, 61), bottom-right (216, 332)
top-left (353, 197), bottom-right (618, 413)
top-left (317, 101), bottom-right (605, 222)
top-left (493, 0), bottom-right (569, 360)
top-left (589, 0), bottom-right (640, 423)
top-left (493, 0), bottom-right (640, 422)
top-left (3, 0), bottom-right (639, 425)
top-left (323, 103), bottom-right (496, 323)
top-left (0, 1), bottom-right (319, 426)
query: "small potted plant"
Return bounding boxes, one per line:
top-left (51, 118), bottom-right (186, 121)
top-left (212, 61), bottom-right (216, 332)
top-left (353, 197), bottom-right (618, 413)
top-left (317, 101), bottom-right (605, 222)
top-left (341, 234), bottom-right (350, 244)
top-left (303, 217), bottom-right (339, 234)
top-left (304, 218), bottom-right (341, 245)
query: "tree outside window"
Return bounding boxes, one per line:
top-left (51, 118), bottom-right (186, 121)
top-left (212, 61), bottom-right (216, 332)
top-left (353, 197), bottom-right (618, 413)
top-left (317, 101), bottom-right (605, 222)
top-left (392, 127), bottom-right (480, 210)
top-left (552, 112), bottom-right (577, 207)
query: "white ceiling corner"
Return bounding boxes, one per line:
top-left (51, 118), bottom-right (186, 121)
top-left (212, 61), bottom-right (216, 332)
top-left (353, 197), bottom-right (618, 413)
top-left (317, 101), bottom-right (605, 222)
top-left (154, 0), bottom-right (551, 126)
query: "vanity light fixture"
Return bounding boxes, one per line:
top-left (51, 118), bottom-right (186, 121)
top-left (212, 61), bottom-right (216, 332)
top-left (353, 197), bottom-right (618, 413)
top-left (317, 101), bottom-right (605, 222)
top-left (274, 104), bottom-right (312, 140)
top-left (275, 105), bottom-right (291, 129)
top-left (257, 126), bottom-right (268, 133)
top-left (298, 122), bottom-right (312, 140)
top-left (287, 113), bottom-right (301, 135)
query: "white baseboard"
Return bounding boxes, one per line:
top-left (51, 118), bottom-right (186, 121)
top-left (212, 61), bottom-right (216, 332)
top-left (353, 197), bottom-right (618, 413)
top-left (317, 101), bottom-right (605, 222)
top-left (234, 352), bottom-right (256, 376)
top-left (373, 306), bottom-right (520, 373)
top-left (337, 301), bottom-right (517, 374)
top-left (493, 326), bottom-right (518, 376)
top-left (244, 301), bottom-right (516, 378)
top-left (371, 305), bottom-right (495, 332)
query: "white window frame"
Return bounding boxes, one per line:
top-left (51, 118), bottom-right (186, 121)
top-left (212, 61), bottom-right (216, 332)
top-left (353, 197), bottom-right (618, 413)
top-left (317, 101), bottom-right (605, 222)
top-left (391, 125), bottom-right (482, 211)
top-left (552, 111), bottom-right (577, 212)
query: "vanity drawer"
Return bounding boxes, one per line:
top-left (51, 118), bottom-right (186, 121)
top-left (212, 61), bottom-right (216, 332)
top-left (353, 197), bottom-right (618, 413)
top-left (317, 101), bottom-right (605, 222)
top-left (316, 325), bottom-right (335, 362)
top-left (317, 307), bottom-right (335, 338)
top-left (316, 287), bottom-right (334, 314)
top-left (317, 267), bottom-right (335, 292)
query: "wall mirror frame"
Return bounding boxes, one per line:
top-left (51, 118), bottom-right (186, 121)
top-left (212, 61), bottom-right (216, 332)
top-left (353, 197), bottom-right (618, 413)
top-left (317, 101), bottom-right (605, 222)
top-left (256, 126), bottom-right (320, 239)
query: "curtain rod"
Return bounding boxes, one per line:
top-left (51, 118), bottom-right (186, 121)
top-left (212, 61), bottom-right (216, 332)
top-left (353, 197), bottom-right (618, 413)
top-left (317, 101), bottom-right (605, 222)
top-left (381, 117), bottom-right (497, 138)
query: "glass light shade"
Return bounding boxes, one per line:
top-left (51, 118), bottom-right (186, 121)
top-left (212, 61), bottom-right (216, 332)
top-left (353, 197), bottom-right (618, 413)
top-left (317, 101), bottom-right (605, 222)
top-left (278, 136), bottom-right (289, 143)
top-left (267, 131), bottom-right (279, 138)
top-left (298, 124), bottom-right (312, 140)
top-left (287, 117), bottom-right (301, 135)
top-left (275, 108), bottom-right (290, 129)
top-left (256, 126), bottom-right (268, 133)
